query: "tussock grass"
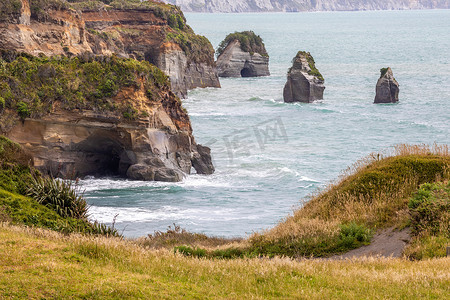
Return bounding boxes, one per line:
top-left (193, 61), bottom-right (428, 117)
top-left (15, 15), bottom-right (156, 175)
top-left (0, 223), bottom-right (449, 299)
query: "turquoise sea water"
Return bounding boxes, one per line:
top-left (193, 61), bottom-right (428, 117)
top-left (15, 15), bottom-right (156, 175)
top-left (82, 10), bottom-right (450, 238)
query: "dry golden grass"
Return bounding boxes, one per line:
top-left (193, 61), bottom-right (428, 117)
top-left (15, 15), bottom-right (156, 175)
top-left (1, 223), bottom-right (449, 299)
top-left (134, 224), bottom-right (245, 251)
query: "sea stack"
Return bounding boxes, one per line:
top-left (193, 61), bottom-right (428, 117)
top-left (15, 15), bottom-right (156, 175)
top-left (283, 51), bottom-right (325, 103)
top-left (216, 31), bottom-right (270, 77)
top-left (374, 67), bottom-right (399, 104)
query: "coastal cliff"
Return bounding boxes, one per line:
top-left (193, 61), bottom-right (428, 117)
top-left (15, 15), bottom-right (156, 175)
top-left (0, 50), bottom-right (214, 181)
top-left (163, 0), bottom-right (450, 12)
top-left (0, 0), bottom-right (220, 98)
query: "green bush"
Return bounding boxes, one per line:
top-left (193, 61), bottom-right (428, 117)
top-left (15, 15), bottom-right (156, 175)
top-left (0, 96), bottom-right (5, 111)
top-left (408, 182), bottom-right (450, 236)
top-left (27, 177), bottom-right (89, 220)
top-left (16, 101), bottom-right (30, 119)
top-left (217, 31), bottom-right (268, 57)
top-left (211, 247), bottom-right (245, 259)
top-left (405, 181), bottom-right (450, 259)
top-left (174, 245), bottom-right (207, 258)
top-left (338, 223), bottom-right (372, 247)
top-left (174, 245), bottom-right (245, 259)
top-left (30, 0), bottom-right (69, 21)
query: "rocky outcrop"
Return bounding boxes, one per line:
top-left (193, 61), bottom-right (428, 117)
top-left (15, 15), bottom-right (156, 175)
top-left (0, 0), bottom-right (220, 98)
top-left (283, 51), bottom-right (325, 103)
top-left (163, 0), bottom-right (450, 13)
top-left (1, 52), bottom-right (214, 182)
top-left (154, 43), bottom-right (220, 98)
top-left (374, 67), bottom-right (399, 104)
top-left (217, 40), bottom-right (270, 78)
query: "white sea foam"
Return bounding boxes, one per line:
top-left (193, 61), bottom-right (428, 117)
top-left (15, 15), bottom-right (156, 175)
top-left (88, 205), bottom-right (259, 224)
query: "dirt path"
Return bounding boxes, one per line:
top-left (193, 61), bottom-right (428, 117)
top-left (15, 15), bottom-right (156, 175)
top-left (331, 227), bottom-right (411, 259)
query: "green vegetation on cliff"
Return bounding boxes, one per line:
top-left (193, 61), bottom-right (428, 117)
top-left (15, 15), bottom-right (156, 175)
top-left (0, 0), bottom-right (22, 22)
top-left (0, 50), bottom-right (170, 131)
top-left (295, 51), bottom-right (324, 81)
top-left (217, 31), bottom-right (269, 58)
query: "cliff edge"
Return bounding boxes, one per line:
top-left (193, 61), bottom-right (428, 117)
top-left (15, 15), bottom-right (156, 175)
top-left (0, 0), bottom-right (220, 98)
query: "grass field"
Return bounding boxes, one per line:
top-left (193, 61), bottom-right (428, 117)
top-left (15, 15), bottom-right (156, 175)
top-left (1, 224), bottom-right (449, 299)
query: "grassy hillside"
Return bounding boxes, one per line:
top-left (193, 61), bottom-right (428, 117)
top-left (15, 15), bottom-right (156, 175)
top-left (248, 144), bottom-right (449, 258)
top-left (0, 141), bottom-right (449, 298)
top-left (1, 224), bottom-right (449, 299)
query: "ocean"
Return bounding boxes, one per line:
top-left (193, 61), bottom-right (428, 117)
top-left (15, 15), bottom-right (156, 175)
top-left (81, 10), bottom-right (450, 238)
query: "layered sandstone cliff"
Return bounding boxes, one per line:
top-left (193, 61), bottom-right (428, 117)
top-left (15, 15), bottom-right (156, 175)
top-left (0, 50), bottom-right (214, 182)
top-left (163, 0), bottom-right (450, 13)
top-left (0, 0), bottom-right (220, 98)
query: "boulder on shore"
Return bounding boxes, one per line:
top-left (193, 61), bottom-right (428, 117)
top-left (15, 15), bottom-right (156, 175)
top-left (283, 51), bottom-right (325, 103)
top-left (216, 31), bottom-right (270, 78)
top-left (374, 67), bottom-right (399, 104)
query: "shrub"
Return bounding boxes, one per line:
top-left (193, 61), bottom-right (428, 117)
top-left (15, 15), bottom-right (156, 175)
top-left (405, 181), bottom-right (449, 259)
top-left (174, 245), bottom-right (206, 258)
top-left (408, 182), bottom-right (449, 236)
top-left (27, 177), bottom-right (89, 220)
top-left (217, 31), bottom-right (268, 57)
top-left (16, 101), bottom-right (30, 119)
top-left (338, 223), bottom-right (372, 248)
top-left (0, 97), bottom-right (5, 111)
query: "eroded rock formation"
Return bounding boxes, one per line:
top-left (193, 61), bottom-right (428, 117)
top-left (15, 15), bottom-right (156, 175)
top-left (1, 52), bottom-right (214, 182)
top-left (283, 51), bottom-right (325, 103)
top-left (374, 67), bottom-right (399, 104)
top-left (216, 31), bottom-right (270, 78)
top-left (0, 0), bottom-right (220, 98)
top-left (217, 40), bottom-right (270, 78)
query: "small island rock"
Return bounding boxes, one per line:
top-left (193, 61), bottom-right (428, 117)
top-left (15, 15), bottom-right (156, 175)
top-left (283, 51), bottom-right (325, 103)
top-left (374, 67), bottom-right (399, 104)
top-left (216, 31), bottom-right (270, 77)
